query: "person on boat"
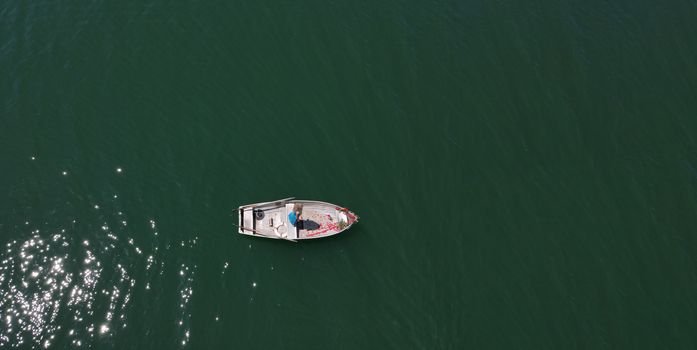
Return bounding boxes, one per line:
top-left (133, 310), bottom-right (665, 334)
top-left (288, 204), bottom-right (303, 228)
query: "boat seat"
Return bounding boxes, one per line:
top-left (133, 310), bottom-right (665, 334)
top-left (242, 209), bottom-right (254, 233)
top-left (285, 204), bottom-right (298, 239)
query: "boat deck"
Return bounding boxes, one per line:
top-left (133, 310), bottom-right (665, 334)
top-left (296, 203), bottom-right (344, 239)
top-left (241, 201), bottom-right (350, 240)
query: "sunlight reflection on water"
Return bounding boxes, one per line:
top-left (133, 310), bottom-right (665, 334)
top-left (1, 157), bottom-right (204, 348)
top-left (0, 212), bottom-right (165, 348)
top-left (176, 237), bottom-right (198, 347)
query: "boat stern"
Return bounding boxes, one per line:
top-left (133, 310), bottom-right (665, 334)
top-left (238, 207), bottom-right (255, 234)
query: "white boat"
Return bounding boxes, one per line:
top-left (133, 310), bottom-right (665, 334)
top-left (236, 198), bottom-right (359, 241)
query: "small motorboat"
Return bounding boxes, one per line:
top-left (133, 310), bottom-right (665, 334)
top-left (236, 197), bottom-right (359, 241)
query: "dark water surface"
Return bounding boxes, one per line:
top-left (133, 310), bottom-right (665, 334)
top-left (2, 0), bottom-right (697, 348)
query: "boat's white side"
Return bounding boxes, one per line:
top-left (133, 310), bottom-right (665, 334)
top-left (237, 198), bottom-right (358, 241)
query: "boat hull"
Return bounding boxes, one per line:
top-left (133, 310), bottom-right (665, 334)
top-left (237, 198), bottom-right (358, 241)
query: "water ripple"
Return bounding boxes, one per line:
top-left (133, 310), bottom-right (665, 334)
top-left (0, 223), bottom-right (140, 348)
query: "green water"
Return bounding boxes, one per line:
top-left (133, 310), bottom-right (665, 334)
top-left (2, 0), bottom-right (697, 348)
